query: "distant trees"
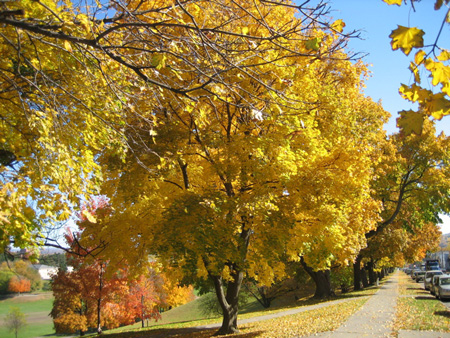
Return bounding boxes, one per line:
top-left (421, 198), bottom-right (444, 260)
top-left (0, 260), bottom-right (42, 294)
top-left (38, 253), bottom-right (67, 271)
top-left (353, 120), bottom-right (450, 289)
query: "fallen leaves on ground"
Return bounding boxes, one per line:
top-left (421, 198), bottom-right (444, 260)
top-left (394, 273), bottom-right (450, 332)
top-left (170, 298), bottom-right (366, 338)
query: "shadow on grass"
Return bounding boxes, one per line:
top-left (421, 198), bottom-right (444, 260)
top-left (103, 327), bottom-right (266, 338)
top-left (434, 310), bottom-right (450, 319)
top-left (414, 296), bottom-right (437, 300)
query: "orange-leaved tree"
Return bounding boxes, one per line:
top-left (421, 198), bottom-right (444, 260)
top-left (8, 275), bottom-right (31, 295)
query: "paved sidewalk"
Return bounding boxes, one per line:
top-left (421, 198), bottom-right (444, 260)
top-left (309, 272), bottom-right (399, 338)
top-left (305, 272), bottom-right (450, 338)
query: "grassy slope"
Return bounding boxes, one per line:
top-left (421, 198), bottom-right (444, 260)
top-left (0, 293), bottom-right (55, 338)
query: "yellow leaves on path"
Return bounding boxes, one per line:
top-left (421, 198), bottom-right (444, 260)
top-left (389, 25), bottom-right (424, 56)
top-left (173, 298), bottom-right (367, 338)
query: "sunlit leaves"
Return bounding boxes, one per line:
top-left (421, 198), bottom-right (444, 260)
top-left (399, 83), bottom-right (431, 102)
top-left (425, 59), bottom-right (450, 86)
top-left (305, 37), bottom-right (322, 51)
top-left (425, 93), bottom-right (450, 120)
top-left (396, 110), bottom-right (424, 136)
top-left (385, 1), bottom-right (450, 134)
top-left (0, 0), bottom-right (127, 249)
top-left (331, 19), bottom-right (346, 33)
top-left (389, 25), bottom-right (425, 55)
top-left (383, 0), bottom-right (403, 5)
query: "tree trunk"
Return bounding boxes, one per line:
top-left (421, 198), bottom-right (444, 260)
top-left (211, 269), bottom-right (244, 335)
top-left (361, 266), bottom-right (369, 288)
top-left (97, 263), bottom-right (104, 335)
top-left (367, 260), bottom-right (376, 285)
top-left (300, 258), bottom-right (334, 298)
top-left (141, 295), bottom-right (145, 328)
top-left (353, 255), bottom-right (363, 290)
top-left (97, 298), bottom-right (102, 335)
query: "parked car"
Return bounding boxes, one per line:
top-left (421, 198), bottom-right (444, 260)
top-left (431, 274), bottom-right (450, 296)
top-left (415, 271), bottom-right (426, 283)
top-left (435, 275), bottom-right (450, 300)
top-left (424, 270), bottom-right (443, 290)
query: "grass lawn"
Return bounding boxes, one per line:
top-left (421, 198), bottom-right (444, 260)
top-left (0, 293), bottom-right (57, 338)
top-left (395, 272), bottom-right (450, 333)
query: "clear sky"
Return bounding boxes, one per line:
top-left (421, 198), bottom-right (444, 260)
top-left (323, 0), bottom-right (450, 233)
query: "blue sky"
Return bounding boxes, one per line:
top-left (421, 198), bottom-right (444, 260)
top-left (325, 0), bottom-right (450, 233)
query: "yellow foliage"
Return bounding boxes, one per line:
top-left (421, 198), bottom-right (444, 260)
top-left (389, 25), bottom-right (425, 56)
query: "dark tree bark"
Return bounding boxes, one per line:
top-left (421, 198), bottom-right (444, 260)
top-left (211, 269), bottom-right (244, 335)
top-left (353, 254), bottom-right (363, 290)
top-left (367, 260), bottom-right (376, 285)
top-left (207, 227), bottom-right (250, 335)
top-left (300, 258), bottom-right (334, 298)
top-left (96, 262), bottom-right (104, 335)
top-left (361, 266), bottom-right (369, 288)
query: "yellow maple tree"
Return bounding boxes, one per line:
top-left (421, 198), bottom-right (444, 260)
top-left (76, 3), bottom-right (390, 333)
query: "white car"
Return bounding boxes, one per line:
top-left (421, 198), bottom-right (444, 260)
top-left (435, 275), bottom-right (450, 300)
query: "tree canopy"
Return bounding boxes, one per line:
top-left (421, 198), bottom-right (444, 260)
top-left (1, 0), bottom-right (449, 335)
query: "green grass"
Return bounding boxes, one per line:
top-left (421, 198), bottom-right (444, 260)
top-left (0, 294), bottom-right (53, 315)
top-left (0, 293), bottom-right (57, 338)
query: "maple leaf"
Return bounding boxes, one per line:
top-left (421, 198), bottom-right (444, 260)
top-left (389, 25), bottom-right (425, 55)
top-left (414, 50), bottom-right (427, 65)
top-left (383, 0), bottom-right (402, 5)
top-left (399, 83), bottom-right (432, 102)
top-left (437, 49), bottom-right (450, 61)
top-left (331, 19), bottom-right (346, 33)
top-left (305, 37), bottom-right (322, 51)
top-left (425, 59), bottom-right (450, 86)
top-left (424, 93), bottom-right (450, 120)
top-left (396, 110), bottom-right (424, 135)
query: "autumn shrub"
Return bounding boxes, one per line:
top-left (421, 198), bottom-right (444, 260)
top-left (331, 266), bottom-right (354, 293)
top-left (0, 269), bottom-right (14, 294)
top-left (199, 289), bottom-right (250, 317)
top-left (8, 275), bottom-right (31, 294)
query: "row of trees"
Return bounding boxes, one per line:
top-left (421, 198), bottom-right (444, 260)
top-left (0, 0), bottom-right (449, 335)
